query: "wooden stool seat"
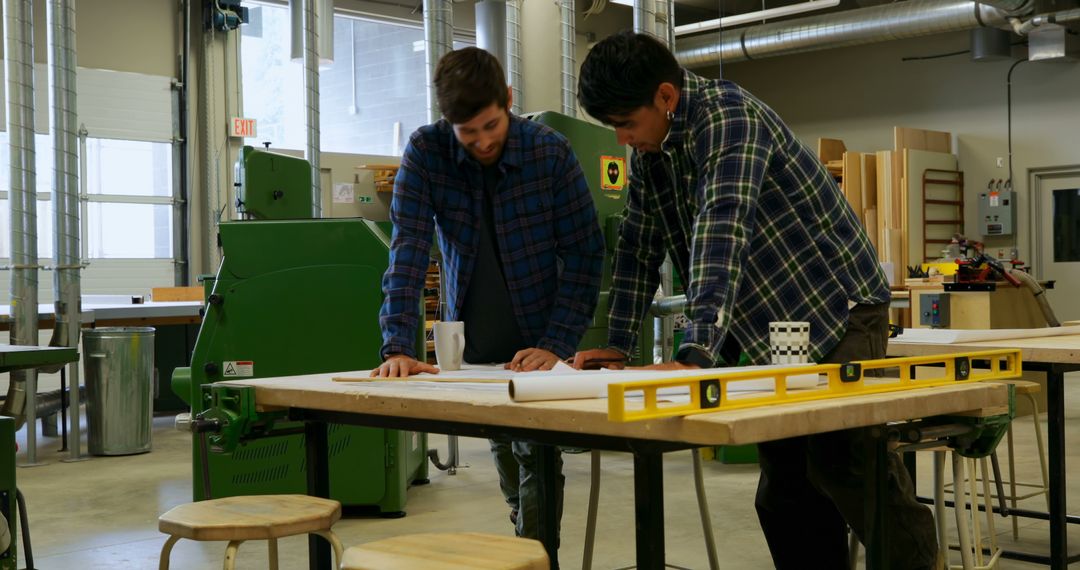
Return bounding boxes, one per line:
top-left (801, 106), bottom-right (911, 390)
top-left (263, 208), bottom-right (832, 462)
top-left (159, 494), bottom-right (341, 541)
top-left (342, 532), bottom-right (549, 570)
top-left (992, 379), bottom-right (1041, 395)
top-left (158, 495), bottom-right (343, 570)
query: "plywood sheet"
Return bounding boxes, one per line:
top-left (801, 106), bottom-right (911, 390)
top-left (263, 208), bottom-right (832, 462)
top-left (904, 149), bottom-right (959, 266)
top-left (894, 126), bottom-right (952, 154)
top-left (864, 208), bottom-right (878, 253)
top-left (817, 138), bottom-right (846, 164)
top-left (842, 151), bottom-right (863, 219)
top-left (875, 151), bottom-right (893, 257)
top-left (861, 153), bottom-right (877, 211)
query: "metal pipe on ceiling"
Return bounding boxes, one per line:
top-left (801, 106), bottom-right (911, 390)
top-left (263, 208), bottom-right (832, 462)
top-left (302, 0), bottom-right (322, 217)
top-left (48, 0), bottom-right (85, 460)
top-left (675, 0), bottom-right (1031, 67)
top-left (507, 0), bottom-right (523, 114)
top-left (423, 0), bottom-right (454, 123)
top-left (476, 0), bottom-right (507, 71)
top-left (4, 0), bottom-right (41, 460)
top-left (560, 0), bottom-right (577, 116)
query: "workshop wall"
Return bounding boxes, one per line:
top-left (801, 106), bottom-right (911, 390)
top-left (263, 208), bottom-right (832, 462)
top-left (718, 30), bottom-right (1080, 263)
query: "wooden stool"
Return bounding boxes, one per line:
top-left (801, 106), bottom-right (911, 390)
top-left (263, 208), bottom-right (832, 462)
top-left (996, 380), bottom-right (1050, 539)
top-left (158, 494), bottom-right (344, 570)
top-left (342, 532), bottom-right (548, 570)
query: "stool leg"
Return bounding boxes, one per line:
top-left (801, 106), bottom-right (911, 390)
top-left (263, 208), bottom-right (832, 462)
top-left (848, 528), bottom-right (860, 570)
top-left (582, 450), bottom-right (601, 570)
top-left (968, 458), bottom-right (984, 568)
top-left (312, 530), bottom-right (344, 568)
top-left (1007, 423), bottom-right (1018, 540)
top-left (934, 451), bottom-right (948, 569)
top-left (268, 538), bottom-right (279, 570)
top-left (158, 535), bottom-right (181, 570)
top-left (953, 452), bottom-right (974, 570)
top-left (979, 457), bottom-right (1000, 568)
top-left (692, 449), bottom-right (720, 570)
top-left (1027, 393), bottom-right (1050, 509)
top-left (223, 540), bottom-right (243, 570)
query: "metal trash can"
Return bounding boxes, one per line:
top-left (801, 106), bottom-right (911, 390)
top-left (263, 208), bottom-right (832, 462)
top-left (84, 327), bottom-right (156, 455)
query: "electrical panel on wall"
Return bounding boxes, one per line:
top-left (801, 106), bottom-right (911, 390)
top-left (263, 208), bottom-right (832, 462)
top-left (979, 183), bottom-right (1015, 237)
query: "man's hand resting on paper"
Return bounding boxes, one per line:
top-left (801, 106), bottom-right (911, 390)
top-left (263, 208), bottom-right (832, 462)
top-left (637, 361), bottom-right (700, 371)
top-left (506, 348), bottom-right (560, 372)
top-left (371, 354), bottom-right (439, 378)
top-left (570, 348), bottom-right (627, 370)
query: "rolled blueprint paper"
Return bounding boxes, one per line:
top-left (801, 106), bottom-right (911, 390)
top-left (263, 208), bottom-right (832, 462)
top-left (509, 365), bottom-right (820, 403)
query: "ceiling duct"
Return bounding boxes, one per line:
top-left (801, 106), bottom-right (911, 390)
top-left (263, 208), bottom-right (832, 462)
top-left (675, 0), bottom-right (1032, 67)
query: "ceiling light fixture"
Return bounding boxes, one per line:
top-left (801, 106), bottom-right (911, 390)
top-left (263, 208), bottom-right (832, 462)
top-left (674, 0), bottom-right (840, 36)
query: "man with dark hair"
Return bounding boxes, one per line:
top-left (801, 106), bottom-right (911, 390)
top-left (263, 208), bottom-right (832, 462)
top-left (574, 31), bottom-right (937, 569)
top-left (374, 46), bottom-right (604, 550)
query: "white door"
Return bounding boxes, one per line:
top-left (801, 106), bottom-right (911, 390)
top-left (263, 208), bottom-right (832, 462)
top-left (1033, 171), bottom-right (1080, 323)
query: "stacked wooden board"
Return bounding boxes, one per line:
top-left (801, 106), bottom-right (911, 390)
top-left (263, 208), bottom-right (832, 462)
top-left (819, 127), bottom-right (960, 286)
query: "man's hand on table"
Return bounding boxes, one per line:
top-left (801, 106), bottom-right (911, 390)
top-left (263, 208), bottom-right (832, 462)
top-left (370, 354), bottom-right (439, 378)
top-left (637, 361), bottom-right (700, 371)
top-left (506, 348), bottom-right (560, 372)
top-left (571, 348), bottom-right (627, 370)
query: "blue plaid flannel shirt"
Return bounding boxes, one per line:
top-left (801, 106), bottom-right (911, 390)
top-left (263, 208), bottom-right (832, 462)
top-left (379, 115), bottom-right (605, 360)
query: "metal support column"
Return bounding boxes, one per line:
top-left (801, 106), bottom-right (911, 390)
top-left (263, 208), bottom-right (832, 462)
top-left (537, 444), bottom-right (560, 569)
top-left (305, 421), bottom-right (331, 570)
top-left (634, 451), bottom-right (665, 569)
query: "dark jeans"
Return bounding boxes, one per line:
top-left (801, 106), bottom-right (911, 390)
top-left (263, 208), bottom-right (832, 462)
top-left (490, 438), bottom-right (565, 546)
top-left (755, 303), bottom-right (938, 570)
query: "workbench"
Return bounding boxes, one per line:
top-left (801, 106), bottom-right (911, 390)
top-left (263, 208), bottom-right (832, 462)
top-left (890, 333), bottom-right (1080, 569)
top-left (220, 371), bottom-right (1008, 570)
top-left (0, 344), bottom-right (78, 373)
top-left (0, 300), bottom-right (202, 331)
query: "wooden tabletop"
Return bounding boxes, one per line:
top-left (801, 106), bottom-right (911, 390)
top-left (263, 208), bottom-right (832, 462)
top-left (889, 333), bottom-right (1080, 365)
top-left (221, 372), bottom-right (1008, 447)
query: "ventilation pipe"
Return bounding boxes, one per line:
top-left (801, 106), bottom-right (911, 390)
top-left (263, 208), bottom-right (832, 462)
top-left (655, 0), bottom-right (675, 48)
top-left (424, 0), bottom-right (454, 123)
top-left (48, 0), bottom-right (84, 459)
top-left (507, 0), bottom-right (523, 114)
top-left (4, 0), bottom-right (40, 459)
top-left (301, 0), bottom-right (322, 216)
top-left (634, 0), bottom-right (657, 38)
top-left (476, 0), bottom-right (507, 70)
top-left (675, 0), bottom-right (1032, 67)
top-left (559, 0), bottom-right (577, 116)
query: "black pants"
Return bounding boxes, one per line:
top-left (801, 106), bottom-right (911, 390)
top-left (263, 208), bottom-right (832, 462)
top-left (755, 303), bottom-right (938, 570)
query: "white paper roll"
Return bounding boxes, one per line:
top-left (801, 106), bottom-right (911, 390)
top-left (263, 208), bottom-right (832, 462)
top-left (508, 365), bottom-right (821, 403)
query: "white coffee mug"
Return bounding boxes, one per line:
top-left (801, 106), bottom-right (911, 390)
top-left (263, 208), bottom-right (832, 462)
top-left (433, 321), bottom-right (465, 371)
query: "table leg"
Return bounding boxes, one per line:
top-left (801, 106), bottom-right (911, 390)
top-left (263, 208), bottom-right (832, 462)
top-left (536, 444), bottom-right (560, 570)
top-left (634, 451), bottom-right (665, 570)
top-left (1047, 368), bottom-right (1067, 570)
top-left (305, 421), bottom-right (332, 570)
top-left (866, 432), bottom-right (890, 570)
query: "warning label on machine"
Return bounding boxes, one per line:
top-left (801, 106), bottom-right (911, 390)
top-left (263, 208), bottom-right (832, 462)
top-left (600, 156), bottom-right (626, 191)
top-left (223, 361), bottom-right (254, 377)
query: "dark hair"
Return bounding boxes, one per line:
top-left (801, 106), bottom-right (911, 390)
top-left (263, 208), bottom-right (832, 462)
top-left (578, 31), bottom-right (683, 122)
top-left (434, 47), bottom-right (509, 123)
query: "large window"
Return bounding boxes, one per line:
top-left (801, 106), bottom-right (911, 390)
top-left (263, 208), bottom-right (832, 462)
top-left (241, 2), bottom-right (467, 155)
top-left (0, 136), bottom-right (173, 261)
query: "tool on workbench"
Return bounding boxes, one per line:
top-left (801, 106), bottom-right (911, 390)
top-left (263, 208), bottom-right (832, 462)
top-left (607, 349), bottom-right (1021, 422)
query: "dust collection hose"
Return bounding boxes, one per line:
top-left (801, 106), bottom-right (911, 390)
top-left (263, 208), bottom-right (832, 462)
top-left (1007, 268), bottom-right (1061, 327)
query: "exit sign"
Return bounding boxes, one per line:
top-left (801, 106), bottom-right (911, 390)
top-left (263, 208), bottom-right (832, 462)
top-left (229, 117), bottom-right (257, 138)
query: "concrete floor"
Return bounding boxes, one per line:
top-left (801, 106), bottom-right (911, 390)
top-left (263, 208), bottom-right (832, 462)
top-left (12, 377), bottom-right (1077, 570)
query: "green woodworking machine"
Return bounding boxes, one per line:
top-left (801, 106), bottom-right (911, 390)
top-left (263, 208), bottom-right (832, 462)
top-left (172, 146), bottom-right (428, 515)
